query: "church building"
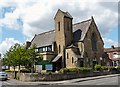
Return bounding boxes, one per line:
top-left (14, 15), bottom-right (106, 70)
top-left (27, 9), bottom-right (106, 71)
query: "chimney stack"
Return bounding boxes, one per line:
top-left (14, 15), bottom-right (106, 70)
top-left (111, 45), bottom-right (115, 49)
top-left (26, 41), bottom-right (31, 48)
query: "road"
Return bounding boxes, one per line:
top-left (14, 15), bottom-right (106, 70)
top-left (61, 75), bottom-right (118, 85)
top-left (0, 74), bottom-right (119, 87)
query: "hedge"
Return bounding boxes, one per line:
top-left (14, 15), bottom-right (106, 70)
top-left (58, 67), bottom-right (92, 73)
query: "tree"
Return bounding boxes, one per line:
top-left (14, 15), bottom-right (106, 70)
top-left (2, 44), bottom-right (21, 78)
top-left (2, 43), bottom-right (38, 74)
top-left (28, 44), bottom-right (37, 73)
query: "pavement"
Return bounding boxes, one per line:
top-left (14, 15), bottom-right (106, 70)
top-left (9, 74), bottom-right (119, 85)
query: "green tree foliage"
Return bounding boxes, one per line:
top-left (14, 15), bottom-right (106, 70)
top-left (28, 44), bottom-right (38, 73)
top-left (2, 43), bottom-right (37, 73)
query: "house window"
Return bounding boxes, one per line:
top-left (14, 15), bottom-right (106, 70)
top-left (43, 47), bottom-right (46, 52)
top-left (38, 47), bottom-right (43, 53)
top-left (58, 22), bottom-right (60, 31)
top-left (45, 47), bottom-right (47, 51)
top-left (113, 54), bottom-right (120, 59)
top-left (72, 57), bottom-right (74, 63)
top-left (38, 45), bottom-right (52, 53)
top-left (47, 45), bottom-right (52, 52)
top-left (59, 45), bottom-right (61, 53)
top-left (67, 53), bottom-right (69, 59)
top-left (91, 33), bottom-right (97, 51)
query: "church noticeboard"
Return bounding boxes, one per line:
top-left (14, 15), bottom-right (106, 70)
top-left (36, 65), bottom-right (42, 71)
top-left (45, 64), bottom-right (52, 70)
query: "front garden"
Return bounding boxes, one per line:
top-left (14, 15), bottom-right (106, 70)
top-left (4, 64), bottom-right (120, 81)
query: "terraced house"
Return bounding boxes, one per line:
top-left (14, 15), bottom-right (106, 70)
top-left (27, 9), bottom-right (106, 71)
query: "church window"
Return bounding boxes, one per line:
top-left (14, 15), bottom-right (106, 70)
top-left (67, 53), bottom-right (69, 59)
top-left (91, 33), bottom-right (97, 51)
top-left (59, 45), bottom-right (61, 53)
top-left (72, 57), bottom-right (74, 63)
top-left (58, 22), bottom-right (60, 31)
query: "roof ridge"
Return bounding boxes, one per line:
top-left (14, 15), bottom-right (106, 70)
top-left (35, 18), bottom-right (92, 36)
top-left (37, 29), bottom-right (55, 36)
top-left (105, 47), bottom-right (120, 49)
top-left (73, 19), bottom-right (92, 25)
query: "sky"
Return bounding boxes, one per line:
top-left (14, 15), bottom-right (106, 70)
top-left (0, 0), bottom-right (119, 56)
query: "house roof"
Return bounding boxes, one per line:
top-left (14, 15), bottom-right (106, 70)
top-left (104, 47), bottom-right (120, 52)
top-left (31, 18), bottom-right (92, 48)
top-left (31, 30), bottom-right (55, 47)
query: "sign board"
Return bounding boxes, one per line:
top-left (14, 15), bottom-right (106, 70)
top-left (45, 64), bottom-right (52, 70)
top-left (36, 65), bottom-right (42, 71)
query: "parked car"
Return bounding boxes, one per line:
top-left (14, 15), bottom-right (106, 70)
top-left (0, 71), bottom-right (7, 81)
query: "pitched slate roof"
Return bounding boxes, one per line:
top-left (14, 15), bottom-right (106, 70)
top-left (62, 11), bottom-right (73, 19)
top-left (54, 9), bottom-right (73, 19)
top-left (31, 18), bottom-right (92, 48)
top-left (73, 19), bottom-right (92, 42)
top-left (104, 47), bottom-right (120, 52)
top-left (31, 30), bottom-right (55, 47)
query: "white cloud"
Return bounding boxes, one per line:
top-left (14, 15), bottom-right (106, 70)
top-left (0, 29), bottom-right (1, 42)
top-left (0, 12), bottom-right (23, 30)
top-left (103, 38), bottom-right (119, 48)
top-left (0, 0), bottom-right (118, 48)
top-left (0, 38), bottom-right (21, 56)
top-left (0, 1), bottom-right (118, 37)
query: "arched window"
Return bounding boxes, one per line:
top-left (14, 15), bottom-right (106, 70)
top-left (91, 33), bottom-right (97, 51)
top-left (67, 53), bottom-right (69, 59)
top-left (72, 57), bottom-right (74, 63)
top-left (58, 22), bottom-right (60, 31)
top-left (59, 45), bottom-right (61, 53)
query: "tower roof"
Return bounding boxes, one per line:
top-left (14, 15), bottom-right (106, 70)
top-left (54, 9), bottom-right (73, 19)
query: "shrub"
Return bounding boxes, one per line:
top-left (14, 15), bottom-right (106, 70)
top-left (5, 69), bottom-right (14, 72)
top-left (109, 66), bottom-right (116, 71)
top-left (57, 70), bottom-right (62, 74)
top-left (58, 68), bottom-right (79, 74)
top-left (20, 68), bottom-right (31, 73)
top-left (68, 68), bottom-right (79, 72)
top-left (58, 68), bottom-right (66, 74)
top-left (94, 64), bottom-right (101, 71)
top-left (117, 66), bottom-right (120, 70)
top-left (46, 70), bottom-right (52, 75)
top-left (58, 67), bottom-right (91, 74)
top-left (101, 66), bottom-right (108, 71)
top-left (79, 67), bottom-right (92, 72)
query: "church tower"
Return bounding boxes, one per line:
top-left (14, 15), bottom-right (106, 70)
top-left (54, 9), bottom-right (73, 67)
